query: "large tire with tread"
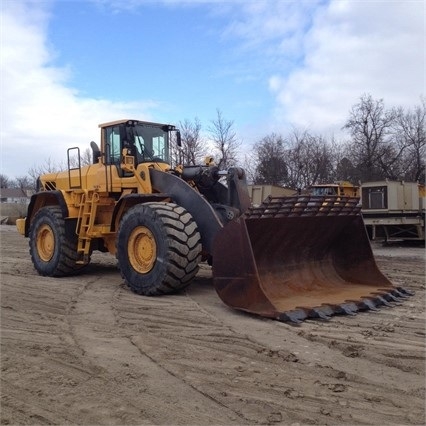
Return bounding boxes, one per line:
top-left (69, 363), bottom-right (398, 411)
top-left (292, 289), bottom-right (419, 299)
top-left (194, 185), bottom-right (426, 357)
top-left (116, 202), bottom-right (202, 295)
top-left (29, 206), bottom-right (83, 276)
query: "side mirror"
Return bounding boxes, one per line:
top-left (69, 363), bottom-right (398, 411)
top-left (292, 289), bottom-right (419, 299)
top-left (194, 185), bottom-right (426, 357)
top-left (176, 130), bottom-right (182, 147)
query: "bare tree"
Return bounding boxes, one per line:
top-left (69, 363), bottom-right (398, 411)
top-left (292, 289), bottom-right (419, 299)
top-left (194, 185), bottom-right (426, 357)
top-left (67, 147), bottom-right (93, 169)
top-left (11, 176), bottom-right (32, 190)
top-left (326, 137), bottom-right (350, 182)
top-left (252, 133), bottom-right (288, 185)
top-left (0, 174), bottom-right (10, 188)
top-left (81, 147), bottom-right (93, 166)
top-left (172, 117), bottom-right (206, 166)
top-left (242, 152), bottom-right (258, 184)
top-left (334, 150), bottom-right (359, 183)
top-left (208, 109), bottom-right (240, 169)
top-left (393, 100), bottom-right (426, 182)
top-left (250, 129), bottom-right (337, 190)
top-left (343, 94), bottom-right (396, 181)
top-left (283, 129), bottom-right (336, 190)
top-left (28, 158), bottom-right (64, 191)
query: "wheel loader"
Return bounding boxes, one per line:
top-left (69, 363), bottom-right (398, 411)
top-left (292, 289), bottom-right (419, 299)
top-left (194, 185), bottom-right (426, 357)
top-left (16, 119), bottom-right (411, 323)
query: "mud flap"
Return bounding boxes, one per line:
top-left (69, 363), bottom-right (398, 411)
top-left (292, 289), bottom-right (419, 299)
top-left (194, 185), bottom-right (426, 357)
top-left (212, 196), bottom-right (412, 323)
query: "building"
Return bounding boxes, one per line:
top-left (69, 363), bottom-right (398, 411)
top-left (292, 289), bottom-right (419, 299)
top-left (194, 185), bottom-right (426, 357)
top-left (0, 188), bottom-right (31, 204)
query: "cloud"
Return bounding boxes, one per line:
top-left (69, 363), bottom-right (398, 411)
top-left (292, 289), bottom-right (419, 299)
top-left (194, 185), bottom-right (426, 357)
top-left (1, 0), bottom-right (424, 180)
top-left (0, 0), bottom-right (157, 179)
top-left (267, 0), bottom-right (425, 135)
top-left (218, 0), bottom-right (424, 138)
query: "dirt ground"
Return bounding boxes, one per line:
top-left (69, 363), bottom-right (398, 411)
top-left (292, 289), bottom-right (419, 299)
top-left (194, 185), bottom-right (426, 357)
top-left (1, 224), bottom-right (425, 425)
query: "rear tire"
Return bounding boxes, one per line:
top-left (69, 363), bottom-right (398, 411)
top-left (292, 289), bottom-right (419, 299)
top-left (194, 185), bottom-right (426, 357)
top-left (29, 206), bottom-right (82, 276)
top-left (116, 202), bottom-right (202, 295)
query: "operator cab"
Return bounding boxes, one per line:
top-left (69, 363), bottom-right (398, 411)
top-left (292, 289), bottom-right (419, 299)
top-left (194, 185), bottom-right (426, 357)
top-left (98, 119), bottom-right (179, 167)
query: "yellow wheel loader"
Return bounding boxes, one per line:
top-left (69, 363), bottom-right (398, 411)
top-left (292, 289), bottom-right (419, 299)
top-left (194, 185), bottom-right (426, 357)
top-left (16, 119), bottom-right (411, 323)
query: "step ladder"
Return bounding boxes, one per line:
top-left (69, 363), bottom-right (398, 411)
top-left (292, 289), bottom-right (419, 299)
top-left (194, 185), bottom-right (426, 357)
top-left (76, 191), bottom-right (99, 264)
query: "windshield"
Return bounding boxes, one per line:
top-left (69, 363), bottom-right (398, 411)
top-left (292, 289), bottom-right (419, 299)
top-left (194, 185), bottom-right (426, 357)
top-left (312, 187), bottom-right (338, 196)
top-left (127, 123), bottom-right (170, 163)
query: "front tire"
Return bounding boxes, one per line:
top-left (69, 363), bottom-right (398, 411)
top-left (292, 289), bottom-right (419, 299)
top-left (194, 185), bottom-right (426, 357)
top-left (29, 206), bottom-right (82, 276)
top-left (116, 202), bottom-right (202, 295)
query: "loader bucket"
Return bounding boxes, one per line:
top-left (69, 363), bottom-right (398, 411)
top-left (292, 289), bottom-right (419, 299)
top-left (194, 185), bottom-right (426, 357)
top-left (212, 196), bottom-right (412, 323)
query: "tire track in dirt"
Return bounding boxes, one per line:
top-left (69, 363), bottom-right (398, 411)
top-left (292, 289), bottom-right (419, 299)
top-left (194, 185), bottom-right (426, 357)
top-left (113, 269), bottom-right (424, 425)
top-left (64, 269), bottom-right (244, 425)
top-left (178, 263), bottom-right (425, 424)
top-left (1, 272), bottom-right (98, 422)
top-left (1, 226), bottom-right (425, 425)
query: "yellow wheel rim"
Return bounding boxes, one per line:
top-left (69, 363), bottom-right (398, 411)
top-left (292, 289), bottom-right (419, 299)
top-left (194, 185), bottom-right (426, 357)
top-left (128, 226), bottom-right (157, 274)
top-left (36, 224), bottom-right (55, 262)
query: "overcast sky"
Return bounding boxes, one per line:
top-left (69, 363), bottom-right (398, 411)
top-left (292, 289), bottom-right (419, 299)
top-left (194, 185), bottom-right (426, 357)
top-left (1, 0), bottom-right (424, 179)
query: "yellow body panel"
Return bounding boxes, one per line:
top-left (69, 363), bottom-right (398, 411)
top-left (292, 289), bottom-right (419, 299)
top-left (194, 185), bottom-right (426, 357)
top-left (16, 218), bottom-right (25, 235)
top-left (32, 152), bottom-right (172, 259)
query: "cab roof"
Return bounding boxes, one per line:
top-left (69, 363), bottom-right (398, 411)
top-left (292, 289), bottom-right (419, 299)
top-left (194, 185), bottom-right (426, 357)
top-left (98, 119), bottom-right (176, 129)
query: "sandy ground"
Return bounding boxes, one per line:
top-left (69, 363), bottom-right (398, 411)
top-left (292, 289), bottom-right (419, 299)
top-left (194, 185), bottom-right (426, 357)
top-left (1, 224), bottom-right (425, 425)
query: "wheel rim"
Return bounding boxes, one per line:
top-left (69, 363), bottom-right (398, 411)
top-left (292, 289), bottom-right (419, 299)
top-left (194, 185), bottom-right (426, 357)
top-left (36, 224), bottom-right (55, 262)
top-left (128, 226), bottom-right (157, 273)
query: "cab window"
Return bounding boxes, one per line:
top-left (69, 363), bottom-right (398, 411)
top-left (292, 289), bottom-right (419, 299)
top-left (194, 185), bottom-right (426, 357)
top-left (105, 126), bottom-right (122, 165)
top-left (131, 124), bottom-right (169, 163)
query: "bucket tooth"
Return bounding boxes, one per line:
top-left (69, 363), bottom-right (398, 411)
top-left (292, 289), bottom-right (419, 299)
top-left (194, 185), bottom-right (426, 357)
top-left (375, 295), bottom-right (393, 307)
top-left (396, 287), bottom-right (415, 296)
top-left (377, 288), bottom-right (405, 302)
top-left (383, 293), bottom-right (403, 303)
top-left (317, 305), bottom-right (336, 317)
top-left (357, 299), bottom-right (379, 311)
top-left (277, 310), bottom-right (307, 324)
top-left (392, 289), bottom-right (409, 299)
top-left (305, 307), bottom-right (332, 321)
top-left (335, 302), bottom-right (358, 316)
